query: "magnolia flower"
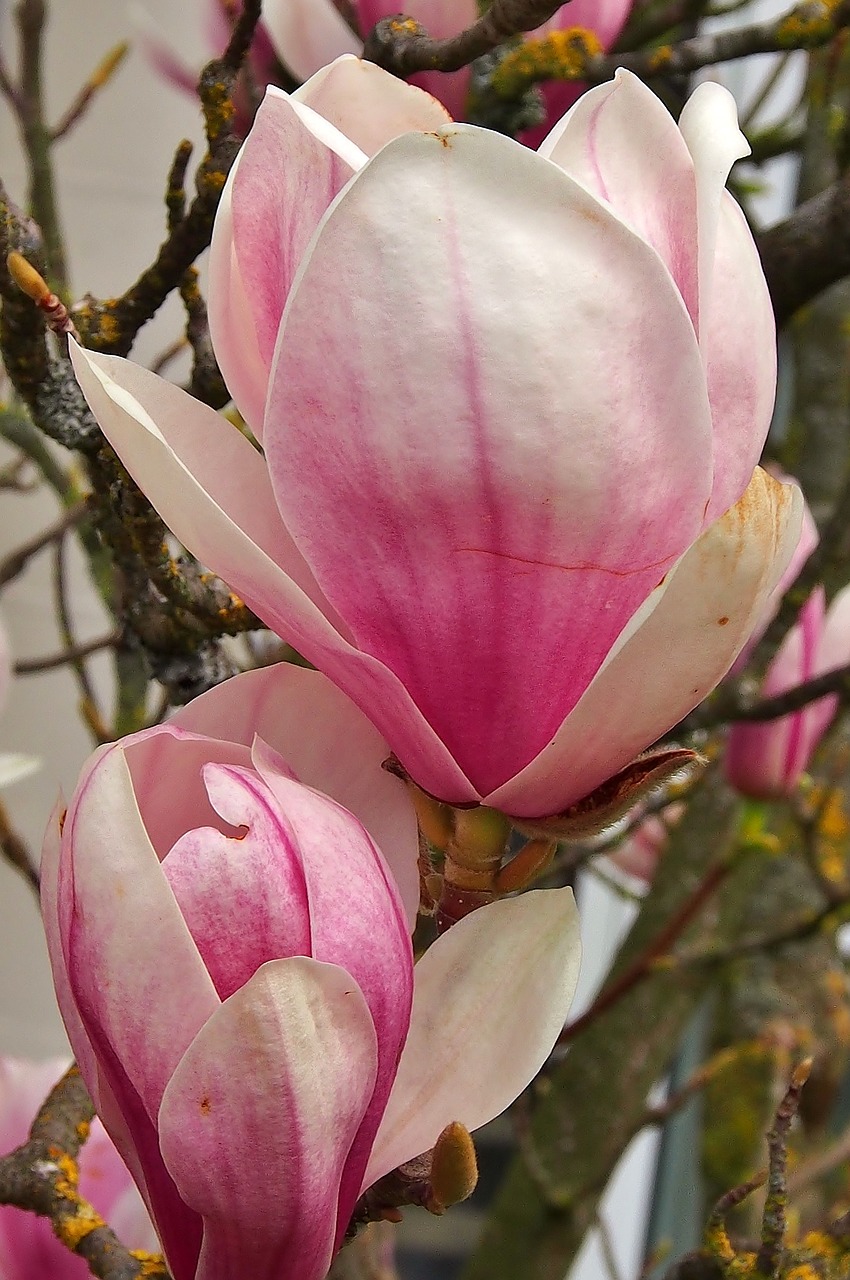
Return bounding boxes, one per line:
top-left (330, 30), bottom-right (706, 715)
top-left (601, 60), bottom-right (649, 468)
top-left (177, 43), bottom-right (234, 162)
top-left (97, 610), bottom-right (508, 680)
top-left (261, 0), bottom-right (631, 126)
top-left (725, 583), bottom-right (850, 799)
top-left (133, 1), bottom-right (282, 135)
top-left (42, 663), bottom-right (581, 1280)
top-left (0, 1058), bottom-right (156, 1279)
top-left (606, 802), bottom-right (684, 886)
top-left (71, 61), bottom-right (802, 824)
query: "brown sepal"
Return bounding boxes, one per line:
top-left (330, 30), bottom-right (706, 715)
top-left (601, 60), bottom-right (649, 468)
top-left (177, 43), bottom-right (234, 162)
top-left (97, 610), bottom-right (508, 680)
top-left (510, 748), bottom-right (704, 841)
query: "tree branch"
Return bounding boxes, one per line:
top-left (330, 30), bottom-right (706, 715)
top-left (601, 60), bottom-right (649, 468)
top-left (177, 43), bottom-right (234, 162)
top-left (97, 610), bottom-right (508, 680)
top-left (0, 1066), bottom-right (171, 1280)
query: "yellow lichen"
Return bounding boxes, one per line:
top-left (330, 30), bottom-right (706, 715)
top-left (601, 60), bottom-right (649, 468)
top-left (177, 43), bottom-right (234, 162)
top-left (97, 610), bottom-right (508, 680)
top-left (130, 1249), bottom-right (170, 1276)
top-left (775, 0), bottom-right (843, 46)
top-left (648, 45), bottom-right (674, 70)
top-left (490, 28), bottom-right (603, 98)
top-left (55, 1203), bottom-right (105, 1250)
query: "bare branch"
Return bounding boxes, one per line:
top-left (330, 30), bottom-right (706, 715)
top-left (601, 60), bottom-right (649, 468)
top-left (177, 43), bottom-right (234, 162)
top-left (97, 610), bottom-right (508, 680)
top-left (0, 1066), bottom-right (171, 1280)
top-left (364, 0), bottom-right (569, 76)
top-left (759, 169), bottom-right (850, 326)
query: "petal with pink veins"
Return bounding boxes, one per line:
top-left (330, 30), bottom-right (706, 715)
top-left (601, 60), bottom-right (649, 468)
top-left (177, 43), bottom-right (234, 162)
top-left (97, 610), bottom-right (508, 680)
top-left (160, 765), bottom-right (312, 1000)
top-left (158, 957), bottom-right (378, 1280)
top-left (540, 70), bottom-right (700, 326)
top-left (488, 468), bottom-right (803, 818)
top-left (208, 88), bottom-right (363, 438)
top-left (69, 341), bottom-right (479, 808)
top-left (246, 766), bottom-right (412, 1239)
top-left (697, 191), bottom-right (775, 522)
top-left (266, 123), bottom-right (713, 796)
top-left (364, 887), bottom-right (580, 1188)
top-left (57, 745), bottom-right (219, 1118)
top-left (294, 55), bottom-right (452, 155)
top-left (677, 79), bottom-right (751, 338)
top-left (169, 663), bottom-right (420, 924)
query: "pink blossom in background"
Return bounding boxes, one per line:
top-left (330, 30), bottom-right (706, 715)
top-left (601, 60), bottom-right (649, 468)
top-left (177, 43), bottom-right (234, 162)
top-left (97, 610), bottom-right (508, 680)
top-left (71, 61), bottom-right (801, 823)
top-left (260, 0), bottom-right (632, 127)
top-left (134, 1), bottom-right (282, 134)
top-left (0, 1058), bottom-right (156, 1280)
top-left (725, 584), bottom-right (850, 799)
top-left (606, 803), bottom-right (684, 886)
top-left (518, 0), bottom-right (634, 147)
top-left (43, 663), bottom-right (581, 1280)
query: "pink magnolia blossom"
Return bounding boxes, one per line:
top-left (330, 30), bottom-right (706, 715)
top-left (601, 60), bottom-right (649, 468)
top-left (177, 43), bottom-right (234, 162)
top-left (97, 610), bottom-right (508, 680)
top-left (0, 1057), bottom-right (156, 1279)
top-left (70, 61), bottom-right (802, 823)
top-left (135, 2), bottom-right (281, 134)
top-left (260, 0), bottom-right (631, 125)
top-left (725, 582), bottom-right (850, 799)
top-left (606, 802), bottom-right (684, 886)
top-left (42, 663), bottom-right (581, 1280)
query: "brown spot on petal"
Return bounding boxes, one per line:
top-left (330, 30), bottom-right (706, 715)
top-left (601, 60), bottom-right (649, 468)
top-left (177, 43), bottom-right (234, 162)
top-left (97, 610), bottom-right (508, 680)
top-left (199, 1096), bottom-right (212, 1115)
top-left (717, 616), bottom-right (730, 626)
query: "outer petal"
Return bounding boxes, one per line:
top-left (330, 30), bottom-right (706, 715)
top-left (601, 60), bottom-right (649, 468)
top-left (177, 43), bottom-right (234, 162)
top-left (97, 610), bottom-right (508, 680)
top-left (53, 746), bottom-right (217, 1277)
top-left (262, 0), bottom-right (363, 82)
top-left (678, 80), bottom-right (751, 338)
top-left (488, 469), bottom-right (803, 817)
top-left (267, 124), bottom-right (714, 796)
top-left (353, 2), bottom-right (474, 117)
top-left (677, 83), bottom-right (772, 519)
top-left (252, 769), bottom-right (412, 1241)
top-left (699, 194), bottom-right (776, 521)
top-left (364, 887), bottom-right (580, 1188)
top-left (540, 69), bottom-right (701, 329)
top-left (520, 0), bottom-right (633, 147)
top-left (731, 478), bottom-right (818, 674)
top-left (69, 341), bottom-right (479, 807)
top-left (169, 664), bottom-right (420, 925)
top-left (208, 87), bottom-right (363, 438)
top-left (158, 958), bottom-right (378, 1280)
top-left (294, 56), bottom-right (452, 155)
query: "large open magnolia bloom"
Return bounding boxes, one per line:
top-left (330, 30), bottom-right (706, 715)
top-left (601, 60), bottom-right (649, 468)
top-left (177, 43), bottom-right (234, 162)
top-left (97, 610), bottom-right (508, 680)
top-left (261, 0), bottom-right (631, 125)
top-left (71, 60), bottom-right (802, 822)
top-left (42, 663), bottom-right (581, 1280)
top-left (0, 1058), bottom-right (156, 1279)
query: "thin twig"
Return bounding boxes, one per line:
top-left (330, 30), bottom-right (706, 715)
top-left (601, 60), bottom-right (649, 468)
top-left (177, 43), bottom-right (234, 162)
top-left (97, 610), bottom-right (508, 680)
top-left (15, 631), bottom-right (120, 674)
top-left (52, 533), bottom-right (107, 744)
top-left (0, 797), bottom-right (39, 892)
top-left (755, 1059), bottom-right (812, 1276)
top-left (49, 42), bottom-right (128, 142)
top-left (557, 858), bottom-right (730, 1045)
top-left (15, 0), bottom-right (67, 289)
top-left (0, 501), bottom-right (85, 589)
